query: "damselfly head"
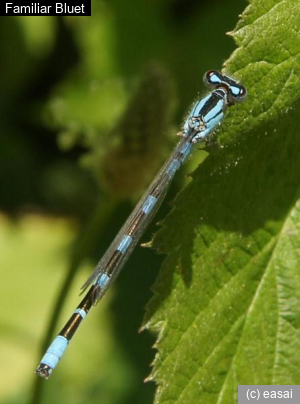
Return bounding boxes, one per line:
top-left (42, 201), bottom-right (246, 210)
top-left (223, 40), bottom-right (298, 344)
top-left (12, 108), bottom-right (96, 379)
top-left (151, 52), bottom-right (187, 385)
top-left (203, 70), bottom-right (247, 105)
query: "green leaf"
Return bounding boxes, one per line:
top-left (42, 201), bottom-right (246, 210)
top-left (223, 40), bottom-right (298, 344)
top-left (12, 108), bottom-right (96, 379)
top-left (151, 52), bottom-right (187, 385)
top-left (87, 63), bottom-right (175, 199)
top-left (144, 0), bottom-right (300, 402)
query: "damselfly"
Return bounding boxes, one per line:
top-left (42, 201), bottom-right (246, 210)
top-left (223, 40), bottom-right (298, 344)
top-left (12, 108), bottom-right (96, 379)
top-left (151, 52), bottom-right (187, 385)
top-left (36, 70), bottom-right (247, 379)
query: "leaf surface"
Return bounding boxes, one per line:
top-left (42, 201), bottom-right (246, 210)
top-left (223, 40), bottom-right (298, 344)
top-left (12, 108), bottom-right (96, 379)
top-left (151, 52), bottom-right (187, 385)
top-left (144, 1), bottom-right (300, 402)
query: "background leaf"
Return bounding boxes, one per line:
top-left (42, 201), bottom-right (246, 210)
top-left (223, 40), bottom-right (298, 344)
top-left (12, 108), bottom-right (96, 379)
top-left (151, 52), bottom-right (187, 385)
top-left (144, 0), bottom-right (300, 402)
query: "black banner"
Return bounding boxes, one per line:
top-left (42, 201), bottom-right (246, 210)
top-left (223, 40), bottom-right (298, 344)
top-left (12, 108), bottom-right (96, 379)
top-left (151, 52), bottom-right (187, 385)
top-left (3, 0), bottom-right (91, 16)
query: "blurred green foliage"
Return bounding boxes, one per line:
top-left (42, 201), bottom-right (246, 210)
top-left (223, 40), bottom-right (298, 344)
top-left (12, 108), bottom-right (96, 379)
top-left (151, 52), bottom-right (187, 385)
top-left (0, 1), bottom-right (252, 403)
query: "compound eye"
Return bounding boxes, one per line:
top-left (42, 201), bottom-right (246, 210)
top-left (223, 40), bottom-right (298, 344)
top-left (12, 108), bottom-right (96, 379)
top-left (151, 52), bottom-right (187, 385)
top-left (228, 84), bottom-right (247, 103)
top-left (203, 70), bottom-right (222, 89)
